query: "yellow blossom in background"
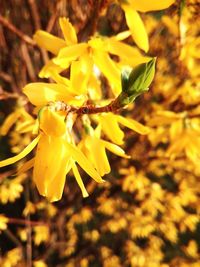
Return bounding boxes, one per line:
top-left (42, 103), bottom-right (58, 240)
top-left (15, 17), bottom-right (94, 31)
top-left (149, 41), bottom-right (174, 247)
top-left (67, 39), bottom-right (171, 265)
top-left (0, 214), bottom-right (8, 231)
top-left (33, 225), bottom-right (50, 245)
top-left (0, 248), bottom-right (22, 267)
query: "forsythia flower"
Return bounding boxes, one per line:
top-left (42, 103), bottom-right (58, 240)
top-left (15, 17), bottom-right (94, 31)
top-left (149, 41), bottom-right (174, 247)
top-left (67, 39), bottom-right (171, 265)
top-left (0, 16), bottom-right (151, 202)
top-left (121, 0), bottom-right (175, 52)
top-left (34, 17), bottom-right (149, 96)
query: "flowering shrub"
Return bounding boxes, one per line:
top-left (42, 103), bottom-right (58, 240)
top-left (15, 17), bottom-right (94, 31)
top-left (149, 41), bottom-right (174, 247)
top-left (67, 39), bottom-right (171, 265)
top-left (0, 0), bottom-right (200, 266)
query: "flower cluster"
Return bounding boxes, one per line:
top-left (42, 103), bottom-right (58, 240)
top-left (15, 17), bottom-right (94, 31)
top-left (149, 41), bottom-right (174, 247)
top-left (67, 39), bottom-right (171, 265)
top-left (0, 10), bottom-right (157, 201)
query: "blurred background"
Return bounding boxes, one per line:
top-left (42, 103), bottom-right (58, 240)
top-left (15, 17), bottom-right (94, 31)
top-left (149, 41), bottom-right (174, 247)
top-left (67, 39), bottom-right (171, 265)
top-left (0, 0), bottom-right (200, 266)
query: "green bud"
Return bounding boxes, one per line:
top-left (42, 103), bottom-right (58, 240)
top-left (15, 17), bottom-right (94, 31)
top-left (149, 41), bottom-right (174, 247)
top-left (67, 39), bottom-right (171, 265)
top-left (118, 58), bottom-right (156, 106)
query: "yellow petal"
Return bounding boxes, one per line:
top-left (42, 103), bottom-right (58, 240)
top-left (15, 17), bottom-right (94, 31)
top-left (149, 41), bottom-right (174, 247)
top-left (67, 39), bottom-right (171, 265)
top-left (0, 110), bottom-right (21, 136)
top-left (86, 137), bottom-right (110, 176)
top-left (53, 43), bottom-right (88, 68)
top-left (39, 60), bottom-right (65, 79)
top-left (123, 7), bottom-right (149, 52)
top-left (0, 135), bottom-right (40, 168)
top-left (116, 115), bottom-right (150, 134)
top-left (33, 135), bottom-right (65, 196)
top-left (70, 54), bottom-right (93, 94)
top-left (59, 17), bottom-right (77, 45)
top-left (46, 154), bottom-right (71, 202)
top-left (101, 140), bottom-right (130, 159)
top-left (115, 31), bottom-right (131, 41)
top-left (93, 50), bottom-right (121, 96)
top-left (39, 108), bottom-right (66, 137)
top-left (105, 38), bottom-right (150, 66)
top-left (17, 158), bottom-right (35, 175)
top-left (72, 162), bottom-right (89, 198)
top-left (128, 0), bottom-right (175, 12)
top-left (23, 83), bottom-right (74, 106)
top-left (34, 30), bottom-right (66, 55)
top-left (100, 114), bottom-right (124, 145)
top-left (66, 142), bottom-right (104, 183)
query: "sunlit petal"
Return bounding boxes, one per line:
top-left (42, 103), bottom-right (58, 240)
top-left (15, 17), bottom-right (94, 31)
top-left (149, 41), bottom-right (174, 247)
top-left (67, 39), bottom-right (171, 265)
top-left (39, 108), bottom-right (66, 137)
top-left (54, 43), bottom-right (88, 68)
top-left (123, 7), bottom-right (149, 52)
top-left (93, 50), bottom-right (121, 96)
top-left (59, 17), bottom-right (77, 45)
top-left (85, 137), bottom-right (110, 176)
top-left (128, 0), bottom-right (175, 12)
top-left (0, 110), bottom-right (21, 136)
top-left (23, 83), bottom-right (74, 106)
top-left (100, 114), bottom-right (124, 145)
top-left (34, 30), bottom-right (66, 55)
top-left (116, 115), bottom-right (150, 134)
top-left (0, 135), bottom-right (40, 168)
top-left (66, 142), bottom-right (104, 183)
top-left (105, 38), bottom-right (150, 67)
top-left (72, 162), bottom-right (89, 198)
top-left (101, 140), bottom-right (130, 159)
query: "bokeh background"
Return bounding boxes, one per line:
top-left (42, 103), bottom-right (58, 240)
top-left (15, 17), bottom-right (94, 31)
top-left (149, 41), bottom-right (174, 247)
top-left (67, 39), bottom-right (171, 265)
top-left (0, 0), bottom-right (200, 266)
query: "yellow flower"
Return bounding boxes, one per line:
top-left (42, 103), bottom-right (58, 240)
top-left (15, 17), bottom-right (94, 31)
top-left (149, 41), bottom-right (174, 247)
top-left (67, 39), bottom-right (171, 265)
top-left (97, 113), bottom-right (150, 145)
top-left (121, 0), bottom-right (175, 52)
top-left (33, 17), bottom-right (149, 96)
top-left (0, 108), bottom-right (104, 202)
top-left (79, 126), bottom-right (130, 176)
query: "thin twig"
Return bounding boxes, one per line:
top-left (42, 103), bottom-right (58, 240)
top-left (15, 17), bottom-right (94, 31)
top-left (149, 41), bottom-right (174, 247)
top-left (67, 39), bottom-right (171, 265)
top-left (0, 71), bottom-right (12, 83)
top-left (28, 0), bottom-right (41, 29)
top-left (0, 14), bottom-right (35, 46)
top-left (4, 228), bottom-right (23, 248)
top-left (27, 0), bottom-right (49, 65)
top-left (21, 43), bottom-right (36, 81)
top-left (8, 217), bottom-right (48, 226)
top-left (49, 97), bottom-right (122, 116)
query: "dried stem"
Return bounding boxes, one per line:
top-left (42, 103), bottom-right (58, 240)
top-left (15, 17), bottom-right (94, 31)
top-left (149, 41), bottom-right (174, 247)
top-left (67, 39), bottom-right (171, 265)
top-left (0, 14), bottom-right (35, 46)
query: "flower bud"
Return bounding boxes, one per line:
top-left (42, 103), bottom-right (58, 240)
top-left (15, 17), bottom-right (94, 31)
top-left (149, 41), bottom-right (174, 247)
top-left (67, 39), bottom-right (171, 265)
top-left (118, 58), bottom-right (156, 106)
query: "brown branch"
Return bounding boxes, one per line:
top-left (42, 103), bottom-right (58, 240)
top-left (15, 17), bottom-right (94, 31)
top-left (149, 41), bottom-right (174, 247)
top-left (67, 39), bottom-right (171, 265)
top-left (8, 217), bottom-right (48, 226)
top-left (28, 0), bottom-right (41, 30)
top-left (50, 98), bottom-right (122, 116)
top-left (21, 43), bottom-right (36, 81)
top-left (0, 14), bottom-right (35, 46)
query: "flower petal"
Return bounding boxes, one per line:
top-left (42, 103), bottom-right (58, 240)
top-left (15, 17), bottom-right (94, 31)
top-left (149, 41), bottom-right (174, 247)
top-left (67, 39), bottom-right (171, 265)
top-left (17, 158), bottom-right (35, 175)
top-left (105, 38), bottom-right (150, 66)
top-left (100, 114), bottom-right (124, 145)
top-left (66, 142), bottom-right (104, 183)
top-left (101, 140), bottom-right (130, 159)
top-left (39, 60), bottom-right (65, 79)
top-left (85, 137), bottom-right (110, 176)
top-left (59, 17), bottom-right (77, 45)
top-left (116, 115), bottom-right (150, 134)
top-left (70, 53), bottom-right (93, 94)
top-left (0, 135), bottom-right (40, 168)
top-left (39, 108), bottom-right (66, 137)
top-left (93, 50), bottom-right (121, 96)
top-left (23, 83), bottom-right (74, 106)
top-left (53, 43), bottom-right (88, 68)
top-left (45, 154), bottom-right (72, 202)
top-left (34, 30), bottom-right (66, 55)
top-left (128, 0), bottom-right (175, 12)
top-left (0, 110), bottom-right (21, 136)
top-left (33, 135), bottom-right (65, 196)
top-left (123, 7), bottom-right (149, 52)
top-left (72, 162), bottom-right (89, 198)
